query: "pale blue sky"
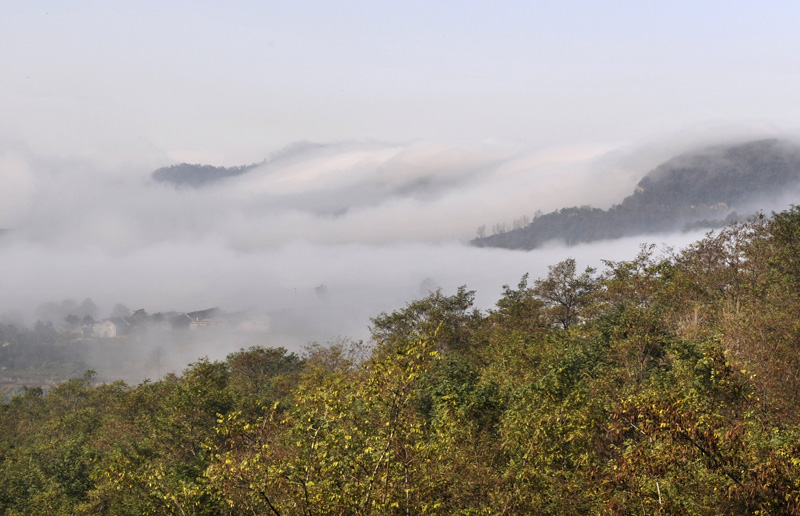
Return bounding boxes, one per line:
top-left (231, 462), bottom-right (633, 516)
top-left (3, 1), bottom-right (800, 164)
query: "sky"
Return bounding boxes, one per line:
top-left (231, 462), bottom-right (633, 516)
top-left (2, 2), bottom-right (800, 371)
top-left (3, 1), bottom-right (800, 165)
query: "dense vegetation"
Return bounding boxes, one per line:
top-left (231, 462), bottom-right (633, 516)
top-left (475, 139), bottom-right (800, 249)
top-left (4, 207), bottom-right (800, 514)
top-left (0, 322), bottom-right (89, 387)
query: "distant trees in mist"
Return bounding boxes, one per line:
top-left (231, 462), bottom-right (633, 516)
top-left (34, 298), bottom-right (97, 328)
top-left (478, 212), bottom-right (540, 238)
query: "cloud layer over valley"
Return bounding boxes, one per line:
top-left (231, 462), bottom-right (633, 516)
top-left (1, 138), bottom-right (717, 349)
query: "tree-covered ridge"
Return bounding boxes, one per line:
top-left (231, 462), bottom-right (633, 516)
top-left (475, 139), bottom-right (800, 249)
top-left (5, 208), bottom-right (800, 514)
top-left (152, 163), bottom-right (259, 188)
top-left (150, 141), bottom-right (332, 188)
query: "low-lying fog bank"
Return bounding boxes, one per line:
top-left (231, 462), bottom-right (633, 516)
top-left (0, 134), bottom-right (790, 381)
top-left (1, 232), bottom-right (708, 382)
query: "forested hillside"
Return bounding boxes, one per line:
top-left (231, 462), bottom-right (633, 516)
top-left (475, 139), bottom-right (800, 249)
top-left (4, 208), bottom-right (800, 514)
top-left (152, 163), bottom-right (258, 187)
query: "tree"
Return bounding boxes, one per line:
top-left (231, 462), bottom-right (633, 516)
top-left (533, 258), bottom-right (597, 329)
top-left (110, 303), bottom-right (131, 319)
top-left (767, 205), bottom-right (800, 288)
top-left (64, 314), bottom-right (81, 327)
top-left (78, 298), bottom-right (98, 319)
top-left (370, 286), bottom-right (480, 354)
top-left (226, 346), bottom-right (303, 409)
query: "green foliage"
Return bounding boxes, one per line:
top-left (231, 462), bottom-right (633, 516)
top-left (532, 258), bottom-right (598, 329)
top-left (370, 286), bottom-right (481, 354)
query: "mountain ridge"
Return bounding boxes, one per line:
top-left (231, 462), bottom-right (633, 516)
top-left (473, 138), bottom-right (800, 249)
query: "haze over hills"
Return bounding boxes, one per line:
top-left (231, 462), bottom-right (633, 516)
top-left (473, 139), bottom-right (800, 250)
top-left (147, 138), bottom-right (800, 252)
top-left (151, 142), bottom-right (337, 188)
top-left (4, 135), bottom-right (799, 366)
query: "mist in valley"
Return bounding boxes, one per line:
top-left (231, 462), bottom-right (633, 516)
top-left (0, 136), bottom-right (775, 383)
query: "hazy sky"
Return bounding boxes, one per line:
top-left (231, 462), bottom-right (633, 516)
top-left (3, 1), bottom-right (800, 165)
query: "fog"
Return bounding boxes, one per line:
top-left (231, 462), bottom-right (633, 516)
top-left (0, 135), bottom-right (782, 380)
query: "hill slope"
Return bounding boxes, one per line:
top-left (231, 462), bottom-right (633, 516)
top-left (150, 142), bottom-right (334, 188)
top-left (151, 162), bottom-right (259, 187)
top-left (474, 138), bottom-right (800, 249)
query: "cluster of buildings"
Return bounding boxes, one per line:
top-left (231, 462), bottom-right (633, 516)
top-left (76, 308), bottom-right (268, 339)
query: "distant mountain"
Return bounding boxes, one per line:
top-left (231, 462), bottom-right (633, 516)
top-left (473, 139), bottom-right (800, 250)
top-left (150, 141), bottom-right (336, 188)
top-left (152, 162), bottom-right (260, 187)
